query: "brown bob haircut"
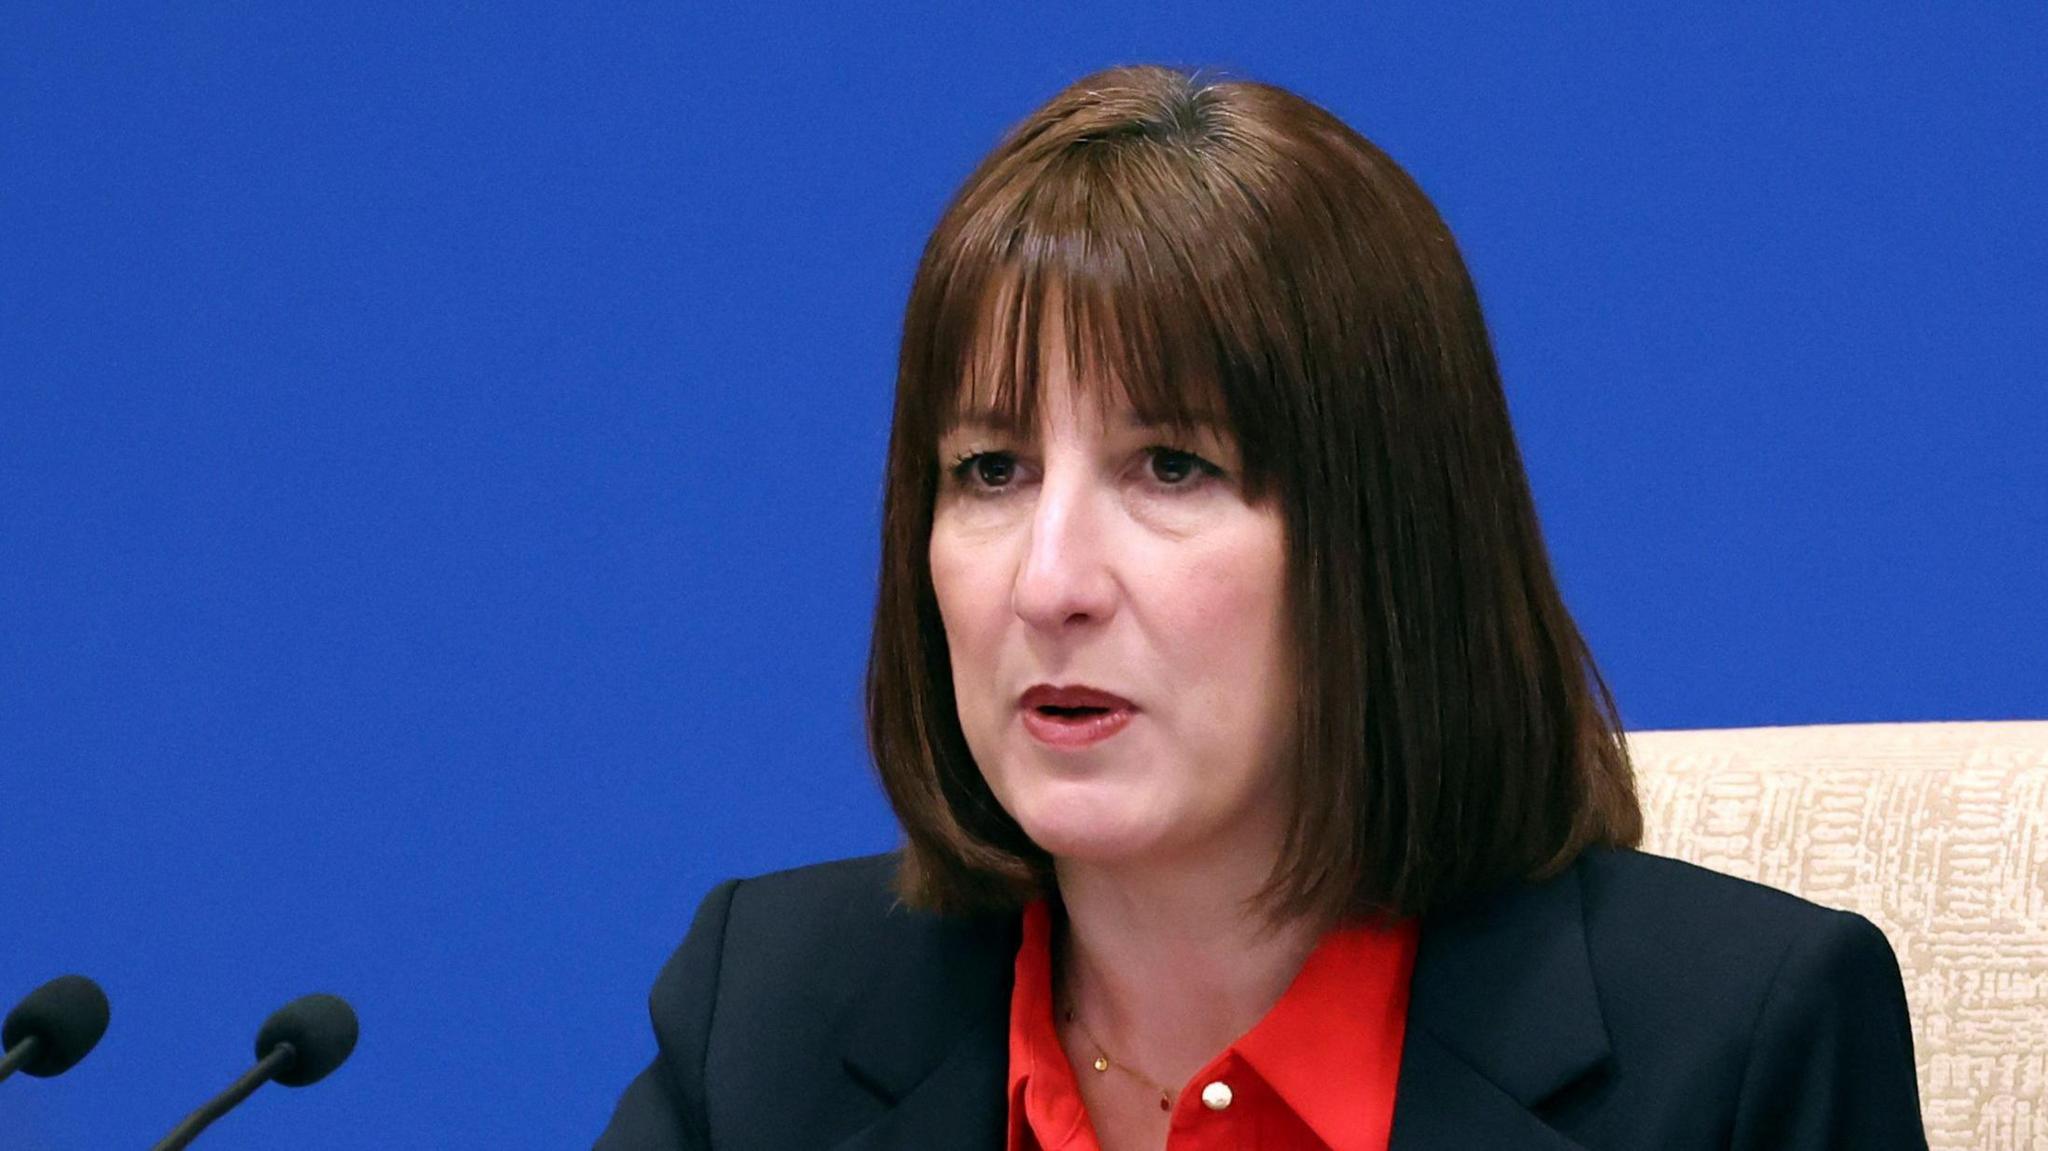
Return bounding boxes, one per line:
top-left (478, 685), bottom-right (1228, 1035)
top-left (864, 63), bottom-right (1641, 930)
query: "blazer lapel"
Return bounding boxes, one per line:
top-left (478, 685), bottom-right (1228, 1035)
top-left (830, 906), bottom-right (1018, 1151)
top-left (826, 858), bottom-right (1609, 1151)
top-left (1389, 860), bottom-right (1609, 1150)
top-left (829, 1025), bottom-right (1011, 1151)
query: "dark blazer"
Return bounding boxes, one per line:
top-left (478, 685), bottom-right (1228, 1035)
top-left (595, 846), bottom-right (1927, 1149)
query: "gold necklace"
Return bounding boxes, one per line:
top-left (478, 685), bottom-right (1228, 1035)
top-left (1057, 996), bottom-right (1176, 1113)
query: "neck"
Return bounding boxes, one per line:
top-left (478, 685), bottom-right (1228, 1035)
top-left (1049, 844), bottom-right (1323, 1092)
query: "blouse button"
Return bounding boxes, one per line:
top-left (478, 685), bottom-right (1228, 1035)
top-left (1200, 1080), bottom-right (1233, 1111)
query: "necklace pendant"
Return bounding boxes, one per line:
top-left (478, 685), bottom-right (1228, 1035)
top-left (1158, 1093), bottom-right (1171, 1112)
top-left (1092, 1056), bottom-right (1109, 1073)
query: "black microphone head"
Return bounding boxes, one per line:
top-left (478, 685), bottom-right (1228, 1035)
top-left (2, 974), bottom-right (110, 1078)
top-left (254, 993), bottom-right (358, 1088)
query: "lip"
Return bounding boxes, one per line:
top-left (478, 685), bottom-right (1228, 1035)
top-left (1018, 684), bottom-right (1136, 711)
top-left (1017, 683), bottom-right (1137, 750)
top-left (1020, 705), bottom-right (1135, 749)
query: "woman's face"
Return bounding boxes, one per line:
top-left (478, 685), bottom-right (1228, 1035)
top-left (928, 328), bottom-right (1297, 873)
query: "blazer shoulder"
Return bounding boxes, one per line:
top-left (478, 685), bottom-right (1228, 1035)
top-left (647, 850), bottom-right (906, 1008)
top-left (627, 851), bottom-right (1018, 1148)
top-left (599, 852), bottom-right (936, 1150)
top-left (1571, 845), bottom-right (1903, 1008)
top-left (715, 850), bottom-right (907, 939)
top-left (646, 848), bottom-right (1018, 1053)
top-left (1573, 845), bottom-right (1887, 953)
top-left (1556, 847), bottom-right (1922, 1146)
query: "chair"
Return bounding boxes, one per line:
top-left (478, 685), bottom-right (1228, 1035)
top-left (1627, 720), bottom-right (2048, 1150)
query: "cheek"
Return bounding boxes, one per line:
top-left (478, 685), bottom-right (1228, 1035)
top-left (929, 533), bottom-right (1006, 688)
top-left (1173, 534), bottom-right (1288, 657)
top-left (1164, 539), bottom-right (1293, 728)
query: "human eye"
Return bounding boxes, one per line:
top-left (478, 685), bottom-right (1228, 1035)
top-left (945, 449), bottom-right (1023, 497)
top-left (1143, 445), bottom-right (1226, 490)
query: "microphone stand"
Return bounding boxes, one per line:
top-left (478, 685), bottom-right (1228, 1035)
top-left (0, 1035), bottom-right (39, 1084)
top-left (150, 1042), bottom-right (297, 1151)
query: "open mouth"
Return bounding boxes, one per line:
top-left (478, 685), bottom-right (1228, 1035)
top-left (1020, 703), bottom-right (1134, 748)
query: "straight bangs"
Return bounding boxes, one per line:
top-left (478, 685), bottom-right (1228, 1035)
top-left (911, 149), bottom-right (1292, 507)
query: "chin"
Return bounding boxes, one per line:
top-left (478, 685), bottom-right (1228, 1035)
top-left (1010, 790), bottom-right (1169, 864)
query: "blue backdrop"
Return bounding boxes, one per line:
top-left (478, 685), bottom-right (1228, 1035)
top-left (3, 4), bottom-right (2042, 1147)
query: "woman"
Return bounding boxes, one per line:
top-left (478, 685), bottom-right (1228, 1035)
top-left (597, 65), bottom-right (1925, 1150)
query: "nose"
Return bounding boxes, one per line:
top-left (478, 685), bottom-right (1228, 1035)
top-left (1011, 464), bottom-right (1118, 630)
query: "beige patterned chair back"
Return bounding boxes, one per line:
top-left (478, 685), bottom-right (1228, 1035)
top-left (1626, 721), bottom-right (2048, 1150)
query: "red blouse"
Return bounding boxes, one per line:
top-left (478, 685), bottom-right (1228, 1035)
top-left (1004, 896), bottom-right (1421, 1151)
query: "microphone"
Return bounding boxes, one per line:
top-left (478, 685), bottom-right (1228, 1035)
top-left (1, 974), bottom-right (111, 1084)
top-left (151, 992), bottom-right (358, 1151)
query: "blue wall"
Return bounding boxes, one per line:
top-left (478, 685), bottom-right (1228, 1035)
top-left (3, 4), bottom-right (2041, 1147)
